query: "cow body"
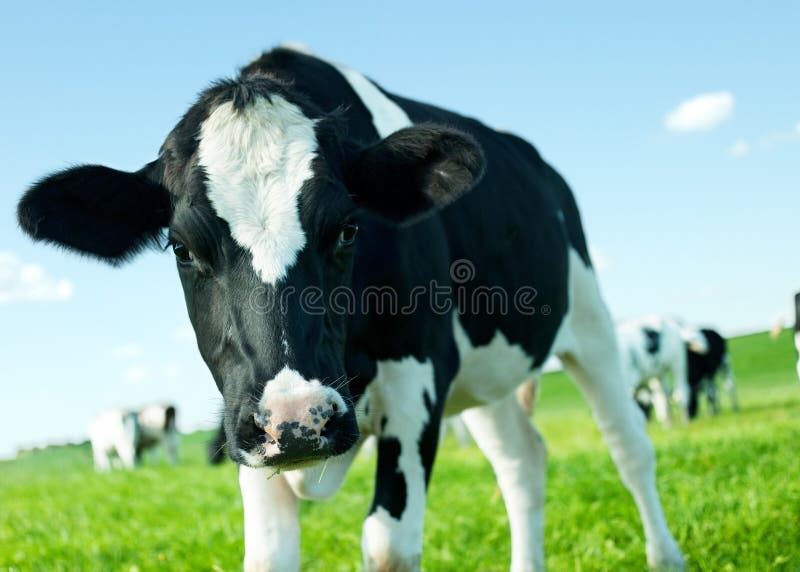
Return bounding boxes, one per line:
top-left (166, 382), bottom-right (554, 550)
top-left (618, 316), bottom-right (705, 426)
top-left (89, 404), bottom-right (178, 470)
top-left (686, 329), bottom-right (738, 418)
top-left (18, 47), bottom-right (683, 570)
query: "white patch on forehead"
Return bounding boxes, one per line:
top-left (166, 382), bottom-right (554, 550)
top-left (198, 95), bottom-right (318, 284)
top-left (328, 62), bottom-right (412, 138)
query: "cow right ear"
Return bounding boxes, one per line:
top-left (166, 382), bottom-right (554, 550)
top-left (17, 162), bottom-right (171, 264)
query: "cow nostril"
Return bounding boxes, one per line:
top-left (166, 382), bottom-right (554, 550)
top-left (253, 412), bottom-right (279, 443)
top-left (262, 426), bottom-right (279, 443)
top-left (331, 401), bottom-right (339, 414)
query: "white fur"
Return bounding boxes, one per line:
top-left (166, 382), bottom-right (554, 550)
top-left (326, 61), bottom-right (412, 138)
top-left (259, 367), bottom-right (347, 416)
top-left (198, 96), bottom-right (318, 285)
top-left (240, 466), bottom-right (300, 572)
top-left (89, 409), bottom-right (138, 471)
top-left (446, 316), bottom-right (538, 415)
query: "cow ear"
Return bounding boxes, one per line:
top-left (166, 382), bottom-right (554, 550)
top-left (346, 124), bottom-right (485, 225)
top-left (17, 162), bottom-right (171, 264)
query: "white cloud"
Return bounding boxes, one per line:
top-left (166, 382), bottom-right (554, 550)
top-left (728, 139), bottom-right (750, 158)
top-left (112, 343), bottom-right (142, 360)
top-left (125, 366), bottom-right (147, 384)
top-left (756, 128), bottom-right (800, 149)
top-left (664, 91), bottom-right (734, 133)
top-left (589, 246), bottom-right (611, 273)
top-left (728, 122), bottom-right (800, 158)
top-left (0, 252), bottom-right (74, 304)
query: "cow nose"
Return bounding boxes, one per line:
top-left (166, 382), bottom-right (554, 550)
top-left (253, 399), bottom-right (339, 445)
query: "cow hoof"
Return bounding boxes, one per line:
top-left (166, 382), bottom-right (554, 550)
top-left (646, 541), bottom-right (685, 571)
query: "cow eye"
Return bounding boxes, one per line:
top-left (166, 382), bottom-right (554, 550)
top-left (337, 223), bottom-right (359, 248)
top-left (172, 241), bottom-right (194, 265)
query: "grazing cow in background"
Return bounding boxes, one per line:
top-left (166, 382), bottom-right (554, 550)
top-left (686, 328), bottom-right (738, 418)
top-left (89, 404), bottom-right (178, 471)
top-left (618, 317), bottom-right (707, 426)
top-left (18, 46), bottom-right (684, 570)
top-left (90, 409), bottom-right (139, 471)
top-left (795, 292), bottom-right (800, 380)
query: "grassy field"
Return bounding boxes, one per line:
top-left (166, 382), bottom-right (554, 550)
top-left (1, 329), bottom-right (798, 571)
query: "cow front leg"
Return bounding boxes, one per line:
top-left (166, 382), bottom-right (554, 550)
top-left (648, 378), bottom-right (672, 428)
top-left (239, 466), bottom-right (300, 572)
top-left (361, 358), bottom-right (444, 572)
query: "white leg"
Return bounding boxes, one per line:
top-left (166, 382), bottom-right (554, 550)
top-left (92, 445), bottom-right (111, 472)
top-left (117, 442), bottom-right (137, 469)
top-left (362, 357), bottom-right (440, 572)
top-left (704, 377), bottom-right (720, 415)
top-left (561, 340), bottom-right (684, 569)
top-left (165, 432), bottom-right (180, 465)
top-left (721, 355), bottom-right (739, 412)
top-left (462, 392), bottom-right (546, 572)
top-left (239, 467), bottom-right (300, 572)
top-left (648, 378), bottom-right (672, 428)
top-left (670, 353), bottom-right (690, 424)
top-left (555, 253), bottom-right (683, 569)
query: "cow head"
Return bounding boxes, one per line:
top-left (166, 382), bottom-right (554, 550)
top-left (17, 77), bottom-right (484, 470)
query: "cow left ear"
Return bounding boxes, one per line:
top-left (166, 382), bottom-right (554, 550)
top-left (346, 124), bottom-right (485, 225)
top-left (17, 161), bottom-right (171, 264)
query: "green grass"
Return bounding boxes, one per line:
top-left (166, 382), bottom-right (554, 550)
top-left (1, 330), bottom-right (799, 571)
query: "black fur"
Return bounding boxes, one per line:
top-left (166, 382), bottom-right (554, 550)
top-left (643, 327), bottom-right (661, 354)
top-left (371, 437), bottom-right (406, 518)
top-left (687, 328), bottom-right (728, 419)
top-left (18, 164), bottom-right (170, 263)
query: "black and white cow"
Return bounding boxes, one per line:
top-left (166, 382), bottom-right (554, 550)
top-left (90, 404), bottom-right (178, 470)
top-left (686, 328), bottom-right (738, 418)
top-left (17, 46), bottom-right (683, 570)
top-left (795, 292), bottom-right (800, 381)
top-left (618, 316), bottom-right (706, 426)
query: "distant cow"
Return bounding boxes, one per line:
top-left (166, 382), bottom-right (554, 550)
top-left (618, 317), bottom-right (707, 426)
top-left (795, 292), bottom-right (800, 380)
top-left (90, 404), bottom-right (178, 471)
top-left (687, 328), bottom-right (738, 418)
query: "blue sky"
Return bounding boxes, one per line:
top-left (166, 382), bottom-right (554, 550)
top-left (1, 1), bottom-right (797, 458)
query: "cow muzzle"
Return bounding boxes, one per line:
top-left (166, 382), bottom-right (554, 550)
top-left (238, 367), bottom-right (351, 468)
